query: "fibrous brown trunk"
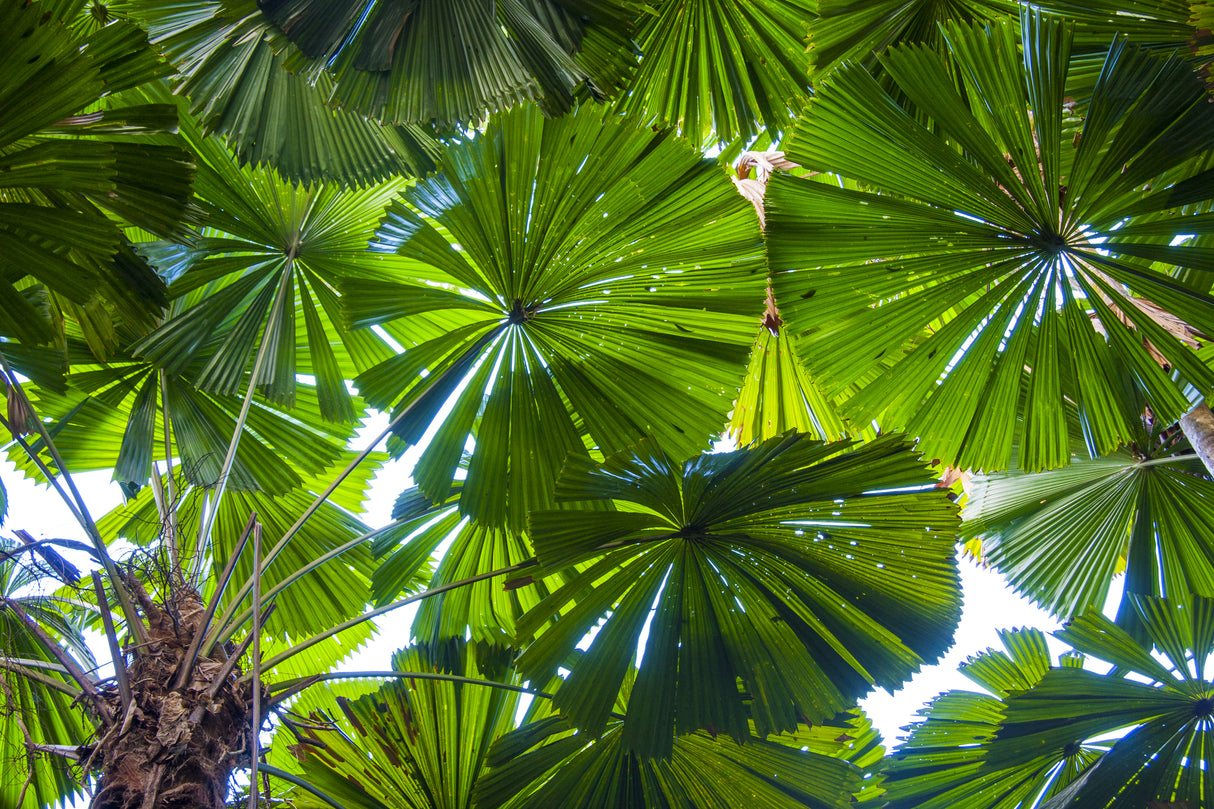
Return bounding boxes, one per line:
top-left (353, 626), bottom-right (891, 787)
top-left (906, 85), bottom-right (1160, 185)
top-left (1180, 401), bottom-right (1214, 478)
top-left (88, 582), bottom-right (256, 809)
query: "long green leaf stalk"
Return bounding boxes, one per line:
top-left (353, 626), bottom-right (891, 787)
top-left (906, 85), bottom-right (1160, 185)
top-left (204, 518), bottom-right (406, 654)
top-left (266, 670), bottom-right (555, 704)
top-left (190, 262), bottom-right (293, 588)
top-left (160, 371), bottom-right (180, 577)
top-left (210, 338), bottom-right (488, 648)
top-left (256, 764), bottom-right (349, 809)
top-left (244, 559), bottom-right (537, 676)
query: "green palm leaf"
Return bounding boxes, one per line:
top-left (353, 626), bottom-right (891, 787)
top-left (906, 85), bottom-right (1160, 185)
top-left (728, 316), bottom-right (850, 444)
top-left (982, 598), bottom-right (1214, 808)
top-left (768, 10), bottom-right (1214, 472)
top-left (132, 105), bottom-right (413, 423)
top-left (0, 1), bottom-right (193, 347)
top-left (96, 453), bottom-right (379, 637)
top-left (515, 431), bottom-right (961, 756)
top-left (810, 0), bottom-right (1016, 74)
top-left (962, 425), bottom-right (1214, 624)
top-left (881, 627), bottom-right (1105, 809)
top-left (0, 546), bottom-right (93, 809)
top-left (289, 643), bottom-right (521, 809)
top-left (130, 0), bottom-right (440, 186)
top-left (254, 0), bottom-right (640, 126)
top-left (353, 104), bottom-right (766, 530)
top-left (476, 714), bottom-right (864, 809)
top-left (9, 367), bottom-right (360, 496)
top-left (616, 0), bottom-right (815, 145)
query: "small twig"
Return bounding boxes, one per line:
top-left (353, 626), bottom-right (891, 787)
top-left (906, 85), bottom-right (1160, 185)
top-left (93, 580), bottom-right (132, 712)
top-left (25, 742), bottom-right (81, 761)
top-left (13, 712), bottom-right (35, 808)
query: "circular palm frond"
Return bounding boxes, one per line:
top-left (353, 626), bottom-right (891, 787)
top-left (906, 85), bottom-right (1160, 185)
top-left (768, 10), bottom-right (1214, 473)
top-left (515, 431), bottom-right (961, 757)
top-left (252, 0), bottom-right (640, 126)
top-left (351, 104), bottom-right (766, 531)
top-left (889, 598), bottom-right (1214, 808)
top-left (617, 0), bottom-right (815, 145)
top-left (881, 626), bottom-right (1105, 809)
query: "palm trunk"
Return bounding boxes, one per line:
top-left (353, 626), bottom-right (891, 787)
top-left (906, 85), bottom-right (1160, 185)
top-left (91, 579), bottom-right (255, 809)
top-left (1181, 401), bottom-right (1214, 478)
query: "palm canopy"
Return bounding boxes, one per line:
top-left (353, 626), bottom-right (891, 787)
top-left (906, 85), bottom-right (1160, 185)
top-left (963, 405), bottom-right (1214, 628)
top-left (515, 432), bottom-right (960, 756)
top-left (767, 9), bottom-right (1214, 473)
top-left (350, 104), bottom-right (766, 531)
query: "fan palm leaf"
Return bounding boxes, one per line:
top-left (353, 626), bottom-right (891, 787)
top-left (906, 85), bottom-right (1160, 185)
top-left (288, 643), bottom-right (520, 809)
top-left (768, 9), bottom-right (1214, 472)
top-left (0, 1), bottom-right (193, 349)
top-left (129, 0), bottom-right (440, 186)
top-left (253, 0), bottom-right (640, 126)
top-left (616, 0), bottom-right (815, 145)
top-left (131, 102), bottom-right (419, 423)
top-left (351, 104), bottom-right (766, 531)
top-left (962, 420), bottom-right (1214, 625)
top-left (983, 598), bottom-right (1214, 807)
top-left (514, 431), bottom-right (960, 756)
top-left (476, 714), bottom-right (864, 809)
top-left (728, 317), bottom-right (850, 444)
top-left (881, 627), bottom-right (1105, 809)
top-left (0, 545), bottom-right (94, 809)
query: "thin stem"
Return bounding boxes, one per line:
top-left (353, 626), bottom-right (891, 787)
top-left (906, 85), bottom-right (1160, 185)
top-left (0, 660), bottom-right (83, 699)
top-left (245, 559), bottom-right (537, 678)
top-left (160, 372), bottom-right (179, 578)
top-left (205, 518), bottom-right (406, 654)
top-left (93, 580), bottom-right (131, 711)
top-left (267, 670), bottom-right (554, 704)
top-left (206, 604), bottom-right (275, 702)
top-left (172, 512), bottom-right (257, 691)
top-left (217, 334), bottom-right (491, 632)
top-left (191, 263), bottom-right (293, 589)
top-left (257, 764), bottom-right (349, 809)
top-left (0, 355), bottom-right (147, 646)
top-left (247, 523), bottom-right (262, 809)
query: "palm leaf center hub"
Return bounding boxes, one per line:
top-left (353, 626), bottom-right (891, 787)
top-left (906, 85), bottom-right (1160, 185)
top-left (506, 298), bottom-right (537, 325)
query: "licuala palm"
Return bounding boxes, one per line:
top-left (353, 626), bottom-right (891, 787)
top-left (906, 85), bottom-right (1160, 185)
top-left (3, 1), bottom-right (1214, 809)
